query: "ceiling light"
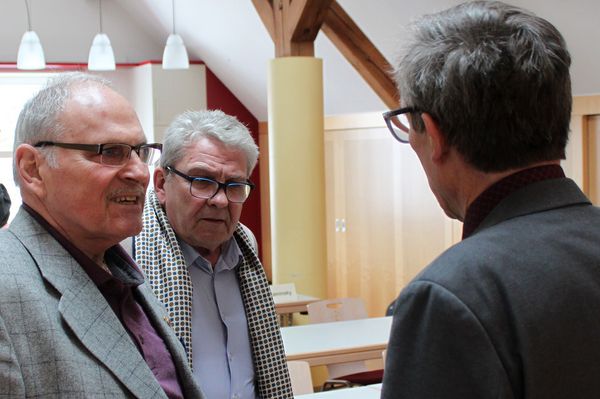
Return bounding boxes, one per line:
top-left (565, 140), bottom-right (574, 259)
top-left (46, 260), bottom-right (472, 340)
top-left (17, 0), bottom-right (46, 70)
top-left (162, 0), bottom-right (189, 70)
top-left (88, 0), bottom-right (116, 71)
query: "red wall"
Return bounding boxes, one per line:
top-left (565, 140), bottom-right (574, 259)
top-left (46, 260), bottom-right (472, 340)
top-left (205, 67), bottom-right (263, 258)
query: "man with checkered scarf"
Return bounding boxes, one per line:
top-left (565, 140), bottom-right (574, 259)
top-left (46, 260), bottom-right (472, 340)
top-left (132, 110), bottom-right (292, 399)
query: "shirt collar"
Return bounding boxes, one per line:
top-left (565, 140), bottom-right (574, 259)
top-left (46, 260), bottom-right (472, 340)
top-left (462, 164), bottom-right (565, 239)
top-left (178, 234), bottom-right (242, 273)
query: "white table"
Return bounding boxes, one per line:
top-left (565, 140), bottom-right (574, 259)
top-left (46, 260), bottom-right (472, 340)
top-left (281, 316), bottom-right (392, 366)
top-left (296, 383), bottom-right (382, 398)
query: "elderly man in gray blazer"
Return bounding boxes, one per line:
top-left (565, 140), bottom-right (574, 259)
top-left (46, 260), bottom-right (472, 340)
top-left (0, 73), bottom-right (204, 398)
top-left (382, 2), bottom-right (600, 398)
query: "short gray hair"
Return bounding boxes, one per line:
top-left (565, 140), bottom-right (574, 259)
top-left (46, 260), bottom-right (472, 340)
top-left (395, 1), bottom-right (571, 172)
top-left (13, 72), bottom-right (111, 185)
top-left (160, 110), bottom-right (259, 175)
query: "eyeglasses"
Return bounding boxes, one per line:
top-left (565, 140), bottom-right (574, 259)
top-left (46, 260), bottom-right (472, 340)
top-left (166, 165), bottom-right (255, 203)
top-left (382, 107), bottom-right (422, 143)
top-left (33, 141), bottom-right (163, 166)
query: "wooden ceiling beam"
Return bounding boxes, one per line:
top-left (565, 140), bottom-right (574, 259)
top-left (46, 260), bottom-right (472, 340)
top-left (322, 1), bottom-right (399, 109)
top-left (288, 0), bottom-right (334, 42)
top-left (252, 0), bottom-right (398, 108)
top-left (252, 0), bottom-right (333, 57)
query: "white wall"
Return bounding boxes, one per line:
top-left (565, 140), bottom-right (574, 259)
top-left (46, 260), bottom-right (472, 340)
top-left (97, 64), bottom-right (206, 142)
top-left (150, 64), bottom-right (207, 143)
top-left (1, 1), bottom-right (598, 120)
top-left (98, 65), bottom-right (155, 142)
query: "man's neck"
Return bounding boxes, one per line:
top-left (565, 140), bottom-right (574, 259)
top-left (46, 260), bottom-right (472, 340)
top-left (195, 245), bottom-right (222, 268)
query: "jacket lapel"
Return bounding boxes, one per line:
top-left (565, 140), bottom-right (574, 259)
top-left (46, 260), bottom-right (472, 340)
top-left (9, 209), bottom-right (166, 399)
top-left (136, 283), bottom-right (205, 398)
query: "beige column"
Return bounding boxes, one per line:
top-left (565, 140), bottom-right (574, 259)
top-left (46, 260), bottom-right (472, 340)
top-left (267, 57), bottom-right (327, 298)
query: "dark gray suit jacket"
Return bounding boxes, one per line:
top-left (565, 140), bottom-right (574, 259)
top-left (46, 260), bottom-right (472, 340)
top-left (382, 178), bottom-right (600, 398)
top-left (0, 208), bottom-right (205, 398)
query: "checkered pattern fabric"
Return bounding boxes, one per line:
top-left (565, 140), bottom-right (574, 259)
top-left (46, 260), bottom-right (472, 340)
top-left (136, 190), bottom-right (194, 363)
top-left (135, 190), bottom-right (293, 398)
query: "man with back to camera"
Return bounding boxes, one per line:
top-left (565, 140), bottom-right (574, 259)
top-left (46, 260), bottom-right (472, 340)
top-left (131, 109), bottom-right (293, 399)
top-left (0, 72), bottom-right (204, 398)
top-left (381, 1), bottom-right (600, 398)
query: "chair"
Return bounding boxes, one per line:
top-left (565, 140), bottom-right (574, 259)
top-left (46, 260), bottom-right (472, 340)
top-left (287, 361), bottom-right (314, 395)
top-left (306, 298), bottom-right (384, 390)
top-left (307, 297), bottom-right (368, 324)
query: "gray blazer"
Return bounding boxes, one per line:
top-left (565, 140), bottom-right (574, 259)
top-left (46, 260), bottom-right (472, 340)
top-left (382, 178), bottom-right (600, 398)
top-left (0, 208), bottom-right (205, 398)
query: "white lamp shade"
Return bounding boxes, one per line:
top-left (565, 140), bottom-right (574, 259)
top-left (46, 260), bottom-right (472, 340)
top-left (162, 33), bottom-right (189, 70)
top-left (17, 31), bottom-right (46, 70)
top-left (88, 33), bottom-right (116, 71)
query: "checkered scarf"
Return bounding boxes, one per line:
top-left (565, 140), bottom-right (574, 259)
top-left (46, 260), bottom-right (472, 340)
top-left (135, 190), bottom-right (293, 398)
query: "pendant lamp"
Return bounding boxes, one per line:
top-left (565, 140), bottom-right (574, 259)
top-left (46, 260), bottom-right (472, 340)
top-left (88, 0), bottom-right (116, 71)
top-left (162, 0), bottom-right (189, 69)
top-left (17, 0), bottom-right (46, 70)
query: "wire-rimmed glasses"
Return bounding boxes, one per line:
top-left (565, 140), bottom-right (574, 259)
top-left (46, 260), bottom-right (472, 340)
top-left (33, 141), bottom-right (163, 166)
top-left (166, 165), bottom-right (255, 203)
top-left (382, 107), bottom-right (421, 143)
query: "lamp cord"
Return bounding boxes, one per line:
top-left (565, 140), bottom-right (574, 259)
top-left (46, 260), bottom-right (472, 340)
top-left (24, 0), bottom-right (32, 31)
top-left (172, 0), bottom-right (176, 34)
top-left (99, 0), bottom-right (104, 33)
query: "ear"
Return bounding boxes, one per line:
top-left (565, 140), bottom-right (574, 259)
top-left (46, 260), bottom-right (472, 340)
top-left (421, 113), bottom-right (449, 163)
top-left (153, 167), bottom-right (167, 205)
top-left (14, 144), bottom-right (46, 197)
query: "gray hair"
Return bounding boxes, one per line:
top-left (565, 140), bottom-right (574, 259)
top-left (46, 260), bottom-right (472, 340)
top-left (13, 72), bottom-right (111, 185)
top-left (395, 1), bottom-right (571, 172)
top-left (160, 110), bottom-right (259, 176)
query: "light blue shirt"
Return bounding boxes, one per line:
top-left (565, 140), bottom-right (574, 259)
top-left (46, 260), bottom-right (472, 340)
top-left (179, 237), bottom-right (257, 399)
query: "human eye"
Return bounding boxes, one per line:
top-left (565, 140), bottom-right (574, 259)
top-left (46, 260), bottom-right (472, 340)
top-left (226, 182), bottom-right (251, 200)
top-left (227, 182), bottom-right (246, 192)
top-left (137, 146), bottom-right (149, 157)
top-left (190, 177), bottom-right (218, 198)
top-left (226, 180), bottom-right (248, 187)
top-left (193, 177), bottom-right (216, 190)
top-left (101, 144), bottom-right (128, 165)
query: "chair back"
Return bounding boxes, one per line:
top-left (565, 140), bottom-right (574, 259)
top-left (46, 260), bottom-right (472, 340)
top-left (306, 298), bottom-right (368, 324)
top-left (287, 361), bottom-right (314, 395)
top-left (306, 298), bottom-right (370, 379)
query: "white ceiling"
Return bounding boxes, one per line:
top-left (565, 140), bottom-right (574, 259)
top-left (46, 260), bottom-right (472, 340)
top-left (1, 0), bottom-right (599, 121)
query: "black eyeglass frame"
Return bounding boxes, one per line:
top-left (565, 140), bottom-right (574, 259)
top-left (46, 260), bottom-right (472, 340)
top-left (166, 165), bottom-right (255, 203)
top-left (382, 106), bottom-right (422, 143)
top-left (33, 141), bottom-right (163, 166)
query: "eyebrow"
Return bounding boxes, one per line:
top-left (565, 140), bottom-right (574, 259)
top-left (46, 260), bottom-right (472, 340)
top-left (185, 167), bottom-right (247, 181)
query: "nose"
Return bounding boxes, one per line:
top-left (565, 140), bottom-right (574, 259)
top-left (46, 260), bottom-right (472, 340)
top-left (207, 186), bottom-right (229, 208)
top-left (120, 151), bottom-right (150, 186)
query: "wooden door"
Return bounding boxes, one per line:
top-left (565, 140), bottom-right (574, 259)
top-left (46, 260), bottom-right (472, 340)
top-left (325, 114), bottom-right (460, 317)
top-left (586, 115), bottom-right (600, 204)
